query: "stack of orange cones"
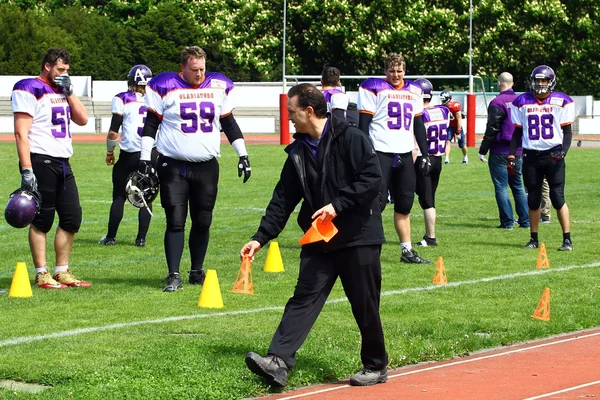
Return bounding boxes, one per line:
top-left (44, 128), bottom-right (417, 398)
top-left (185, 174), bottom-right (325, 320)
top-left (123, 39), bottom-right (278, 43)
top-left (432, 256), bottom-right (448, 285)
top-left (232, 255), bottom-right (254, 295)
top-left (531, 287), bottom-right (550, 321)
top-left (299, 218), bottom-right (338, 245)
top-left (536, 243), bottom-right (550, 268)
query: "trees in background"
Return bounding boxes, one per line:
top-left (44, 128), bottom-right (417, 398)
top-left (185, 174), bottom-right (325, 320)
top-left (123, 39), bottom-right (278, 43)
top-left (0, 0), bottom-right (599, 95)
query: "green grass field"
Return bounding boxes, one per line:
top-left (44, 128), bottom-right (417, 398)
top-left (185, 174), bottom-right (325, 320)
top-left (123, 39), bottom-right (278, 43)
top-left (0, 142), bottom-right (599, 399)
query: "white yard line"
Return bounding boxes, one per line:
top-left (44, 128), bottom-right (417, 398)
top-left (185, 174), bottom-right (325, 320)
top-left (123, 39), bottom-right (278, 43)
top-left (1, 261), bottom-right (599, 348)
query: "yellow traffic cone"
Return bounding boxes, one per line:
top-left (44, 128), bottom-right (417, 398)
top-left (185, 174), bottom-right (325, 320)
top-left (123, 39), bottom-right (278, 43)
top-left (197, 269), bottom-right (224, 308)
top-left (264, 241), bottom-right (284, 272)
top-left (8, 262), bottom-right (33, 298)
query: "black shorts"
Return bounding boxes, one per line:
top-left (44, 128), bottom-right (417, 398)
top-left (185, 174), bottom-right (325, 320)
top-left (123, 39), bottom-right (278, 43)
top-left (29, 153), bottom-right (81, 233)
top-left (522, 151), bottom-right (565, 191)
top-left (377, 151), bottom-right (416, 214)
top-left (415, 155), bottom-right (443, 209)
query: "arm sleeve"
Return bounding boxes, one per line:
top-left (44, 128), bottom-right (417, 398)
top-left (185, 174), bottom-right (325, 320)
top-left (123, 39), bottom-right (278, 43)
top-left (509, 126), bottom-right (523, 156)
top-left (109, 114), bottom-right (123, 133)
top-left (141, 111), bottom-right (160, 139)
top-left (358, 113), bottom-right (373, 135)
top-left (413, 115), bottom-right (428, 156)
top-left (562, 124), bottom-right (572, 153)
top-left (220, 114), bottom-right (244, 143)
top-left (479, 105), bottom-right (505, 155)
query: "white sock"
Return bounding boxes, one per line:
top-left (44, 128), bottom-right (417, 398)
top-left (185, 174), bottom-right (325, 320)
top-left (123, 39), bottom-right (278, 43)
top-left (35, 266), bottom-right (48, 274)
top-left (54, 265), bottom-right (69, 273)
top-left (401, 242), bottom-right (411, 252)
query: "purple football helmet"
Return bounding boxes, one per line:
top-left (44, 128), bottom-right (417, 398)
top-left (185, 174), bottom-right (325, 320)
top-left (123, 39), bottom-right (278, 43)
top-left (5, 189), bottom-right (41, 229)
top-left (530, 65), bottom-right (556, 95)
top-left (414, 79), bottom-right (433, 100)
top-left (127, 64), bottom-right (153, 87)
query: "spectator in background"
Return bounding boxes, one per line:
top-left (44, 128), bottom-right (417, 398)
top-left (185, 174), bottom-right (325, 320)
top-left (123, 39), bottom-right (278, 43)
top-left (509, 65), bottom-right (574, 251)
top-left (100, 64), bottom-right (157, 247)
top-left (320, 66), bottom-right (349, 121)
top-left (478, 72), bottom-right (529, 229)
top-left (440, 90), bottom-right (469, 164)
top-left (357, 53), bottom-right (432, 264)
top-left (11, 47), bottom-right (91, 289)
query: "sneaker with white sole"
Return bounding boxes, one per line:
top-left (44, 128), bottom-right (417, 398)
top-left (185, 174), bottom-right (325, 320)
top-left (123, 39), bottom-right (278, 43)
top-left (414, 236), bottom-right (438, 247)
top-left (99, 236), bottom-right (116, 245)
top-left (558, 239), bottom-right (573, 251)
top-left (163, 272), bottom-right (182, 292)
top-left (36, 271), bottom-right (68, 289)
top-left (53, 269), bottom-right (92, 287)
top-left (349, 368), bottom-right (388, 386)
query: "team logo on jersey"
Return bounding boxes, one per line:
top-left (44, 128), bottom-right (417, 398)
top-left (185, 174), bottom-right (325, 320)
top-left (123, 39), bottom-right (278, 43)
top-left (550, 97), bottom-right (564, 107)
top-left (211, 79), bottom-right (227, 89)
top-left (428, 108), bottom-right (445, 121)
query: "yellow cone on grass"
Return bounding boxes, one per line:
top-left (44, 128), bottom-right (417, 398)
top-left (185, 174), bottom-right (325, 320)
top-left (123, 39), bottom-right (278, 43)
top-left (9, 262), bottom-right (33, 298)
top-left (264, 241), bottom-right (284, 273)
top-left (197, 269), bottom-right (224, 308)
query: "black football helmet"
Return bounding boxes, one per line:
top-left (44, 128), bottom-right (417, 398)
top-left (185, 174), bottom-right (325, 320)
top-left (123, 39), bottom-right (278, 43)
top-left (439, 90), bottom-right (452, 105)
top-left (127, 64), bottom-right (153, 87)
top-left (414, 79), bottom-right (433, 100)
top-left (530, 65), bottom-right (556, 95)
top-left (5, 188), bottom-right (41, 228)
top-left (125, 169), bottom-right (159, 211)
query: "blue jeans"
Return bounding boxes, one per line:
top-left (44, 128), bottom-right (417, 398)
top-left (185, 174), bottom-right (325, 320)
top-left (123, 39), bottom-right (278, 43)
top-left (488, 153), bottom-right (529, 228)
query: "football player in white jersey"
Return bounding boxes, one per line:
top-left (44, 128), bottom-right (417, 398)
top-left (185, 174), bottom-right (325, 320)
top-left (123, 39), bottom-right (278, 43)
top-left (11, 47), bottom-right (91, 289)
top-left (320, 66), bottom-right (349, 121)
top-left (509, 65), bottom-right (575, 251)
top-left (412, 79), bottom-right (451, 248)
top-left (138, 46), bottom-right (252, 292)
top-left (357, 53), bottom-right (432, 264)
top-left (100, 64), bottom-right (156, 247)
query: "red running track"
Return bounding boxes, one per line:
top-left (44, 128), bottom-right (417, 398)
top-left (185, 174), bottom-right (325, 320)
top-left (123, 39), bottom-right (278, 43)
top-left (259, 328), bottom-right (600, 400)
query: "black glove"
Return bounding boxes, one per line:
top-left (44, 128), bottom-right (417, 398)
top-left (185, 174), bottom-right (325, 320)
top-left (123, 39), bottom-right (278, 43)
top-left (418, 156), bottom-right (431, 176)
top-left (507, 157), bottom-right (517, 177)
top-left (138, 160), bottom-right (155, 176)
top-left (550, 150), bottom-right (566, 161)
top-left (54, 74), bottom-right (73, 96)
top-left (238, 156), bottom-right (251, 183)
top-left (21, 168), bottom-right (38, 192)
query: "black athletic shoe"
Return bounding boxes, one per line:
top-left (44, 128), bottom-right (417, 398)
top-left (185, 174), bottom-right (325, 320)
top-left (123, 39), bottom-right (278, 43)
top-left (523, 239), bottom-right (540, 249)
top-left (414, 236), bottom-right (438, 247)
top-left (349, 368), bottom-right (388, 386)
top-left (189, 269), bottom-right (206, 285)
top-left (558, 239), bottom-right (573, 251)
top-left (135, 238), bottom-right (146, 247)
top-left (163, 272), bottom-right (182, 292)
top-left (400, 248), bottom-right (432, 264)
top-left (245, 352), bottom-right (288, 387)
top-left (99, 236), bottom-right (116, 245)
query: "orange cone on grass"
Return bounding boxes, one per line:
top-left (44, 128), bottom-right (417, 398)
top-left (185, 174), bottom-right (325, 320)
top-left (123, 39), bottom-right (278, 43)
top-left (531, 288), bottom-right (550, 321)
top-left (232, 255), bottom-right (254, 295)
top-left (432, 256), bottom-right (448, 285)
top-left (299, 218), bottom-right (338, 245)
top-left (536, 243), bottom-right (550, 269)
top-left (8, 262), bottom-right (32, 298)
top-left (264, 241), bottom-right (284, 272)
top-left (197, 269), bottom-right (224, 308)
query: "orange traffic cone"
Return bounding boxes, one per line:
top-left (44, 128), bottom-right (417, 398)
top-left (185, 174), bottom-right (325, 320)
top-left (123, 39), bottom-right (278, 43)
top-left (536, 243), bottom-right (550, 269)
top-left (531, 288), bottom-right (550, 321)
top-left (299, 218), bottom-right (338, 245)
top-left (432, 256), bottom-right (448, 285)
top-left (232, 255), bottom-right (254, 295)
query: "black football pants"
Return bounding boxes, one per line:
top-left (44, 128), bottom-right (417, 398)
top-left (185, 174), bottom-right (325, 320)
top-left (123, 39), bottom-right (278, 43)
top-left (268, 244), bottom-right (388, 371)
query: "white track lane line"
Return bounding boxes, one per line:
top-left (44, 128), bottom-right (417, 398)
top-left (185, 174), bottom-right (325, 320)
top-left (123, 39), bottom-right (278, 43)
top-left (1, 262), bottom-right (599, 348)
top-left (522, 380), bottom-right (600, 400)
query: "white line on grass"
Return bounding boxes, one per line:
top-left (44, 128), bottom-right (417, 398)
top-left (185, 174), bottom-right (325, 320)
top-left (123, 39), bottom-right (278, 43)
top-left (1, 261), bottom-right (599, 348)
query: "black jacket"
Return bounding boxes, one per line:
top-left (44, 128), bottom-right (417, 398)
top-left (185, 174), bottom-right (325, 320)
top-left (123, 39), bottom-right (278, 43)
top-left (252, 115), bottom-right (385, 251)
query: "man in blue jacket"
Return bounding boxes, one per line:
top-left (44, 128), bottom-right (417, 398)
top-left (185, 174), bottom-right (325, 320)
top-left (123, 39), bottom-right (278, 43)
top-left (478, 72), bottom-right (529, 229)
top-left (241, 83), bottom-right (388, 388)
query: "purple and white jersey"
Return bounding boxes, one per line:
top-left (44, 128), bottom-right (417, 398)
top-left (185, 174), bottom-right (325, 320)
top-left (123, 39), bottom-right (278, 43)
top-left (145, 71), bottom-right (235, 162)
top-left (11, 78), bottom-right (73, 158)
top-left (357, 78), bottom-right (424, 153)
top-left (112, 91), bottom-right (147, 153)
top-left (510, 92), bottom-right (575, 151)
top-left (421, 105), bottom-right (451, 157)
top-left (321, 88), bottom-right (349, 113)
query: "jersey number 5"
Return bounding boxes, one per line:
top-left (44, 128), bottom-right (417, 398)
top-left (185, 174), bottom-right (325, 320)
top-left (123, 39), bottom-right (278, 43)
top-left (180, 101), bottom-right (215, 134)
top-left (51, 106), bottom-right (71, 138)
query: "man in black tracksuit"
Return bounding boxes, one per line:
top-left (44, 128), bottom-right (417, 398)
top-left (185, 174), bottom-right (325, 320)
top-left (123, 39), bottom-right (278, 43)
top-left (241, 83), bottom-right (388, 388)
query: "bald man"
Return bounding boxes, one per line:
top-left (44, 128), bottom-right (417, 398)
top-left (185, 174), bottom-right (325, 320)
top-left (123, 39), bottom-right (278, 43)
top-left (478, 72), bottom-right (529, 229)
